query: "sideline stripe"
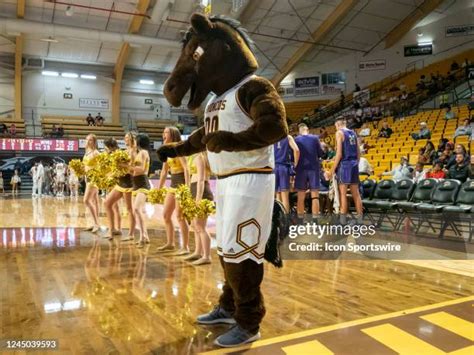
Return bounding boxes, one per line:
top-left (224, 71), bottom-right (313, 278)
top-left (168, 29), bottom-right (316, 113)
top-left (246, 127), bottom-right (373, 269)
top-left (282, 340), bottom-right (333, 355)
top-left (201, 296), bottom-right (474, 354)
top-left (362, 323), bottom-right (445, 354)
top-left (421, 312), bottom-right (474, 341)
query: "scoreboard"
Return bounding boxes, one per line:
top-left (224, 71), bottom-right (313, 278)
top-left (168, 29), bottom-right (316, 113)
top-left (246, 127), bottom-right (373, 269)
top-left (0, 138), bottom-right (79, 151)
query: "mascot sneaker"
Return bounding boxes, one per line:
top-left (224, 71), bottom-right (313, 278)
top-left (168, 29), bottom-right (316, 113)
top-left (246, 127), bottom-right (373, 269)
top-left (196, 306), bottom-right (236, 325)
top-left (214, 325), bottom-right (261, 347)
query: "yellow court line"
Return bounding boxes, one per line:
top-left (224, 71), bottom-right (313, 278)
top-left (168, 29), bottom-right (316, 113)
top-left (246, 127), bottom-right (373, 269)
top-left (362, 323), bottom-right (445, 355)
top-left (421, 312), bottom-right (474, 341)
top-left (449, 345), bottom-right (474, 355)
top-left (200, 296), bottom-right (474, 354)
top-left (282, 340), bottom-right (334, 355)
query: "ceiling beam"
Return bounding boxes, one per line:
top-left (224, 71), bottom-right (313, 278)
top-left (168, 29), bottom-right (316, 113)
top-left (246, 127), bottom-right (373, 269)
top-left (271, 0), bottom-right (358, 86)
top-left (112, 42), bottom-right (130, 124)
top-left (128, 0), bottom-right (151, 34)
top-left (238, 0), bottom-right (260, 23)
top-left (384, 0), bottom-right (445, 49)
top-left (112, 0), bottom-right (150, 124)
top-left (15, 34), bottom-right (23, 121)
top-left (17, 0), bottom-right (25, 18)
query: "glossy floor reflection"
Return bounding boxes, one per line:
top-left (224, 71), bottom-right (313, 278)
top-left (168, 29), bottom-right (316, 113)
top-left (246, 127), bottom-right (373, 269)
top-left (0, 197), bottom-right (473, 354)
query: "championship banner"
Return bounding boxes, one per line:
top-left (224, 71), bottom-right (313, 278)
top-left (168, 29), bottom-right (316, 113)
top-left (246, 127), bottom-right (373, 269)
top-left (446, 24), bottom-right (474, 37)
top-left (0, 138), bottom-right (79, 151)
top-left (321, 84), bottom-right (344, 95)
top-left (294, 76), bottom-right (320, 97)
top-left (359, 59), bottom-right (386, 71)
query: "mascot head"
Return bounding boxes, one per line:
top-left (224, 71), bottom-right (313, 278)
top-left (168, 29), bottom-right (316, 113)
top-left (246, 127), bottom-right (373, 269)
top-left (164, 13), bottom-right (258, 110)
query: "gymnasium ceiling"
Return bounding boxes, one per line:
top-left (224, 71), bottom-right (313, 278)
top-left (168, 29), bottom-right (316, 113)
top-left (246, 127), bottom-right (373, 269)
top-left (0, 0), bottom-right (470, 84)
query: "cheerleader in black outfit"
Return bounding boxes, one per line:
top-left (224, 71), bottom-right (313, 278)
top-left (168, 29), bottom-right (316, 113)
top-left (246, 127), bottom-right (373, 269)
top-left (104, 133), bottom-right (137, 241)
top-left (132, 134), bottom-right (151, 248)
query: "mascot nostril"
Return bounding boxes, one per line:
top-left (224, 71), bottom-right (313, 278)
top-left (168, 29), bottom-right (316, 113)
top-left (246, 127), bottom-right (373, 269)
top-left (157, 12), bottom-right (288, 347)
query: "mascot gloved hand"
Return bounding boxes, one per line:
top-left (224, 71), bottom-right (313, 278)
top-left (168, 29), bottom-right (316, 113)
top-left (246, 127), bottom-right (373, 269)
top-left (156, 144), bottom-right (178, 162)
top-left (201, 131), bottom-right (237, 153)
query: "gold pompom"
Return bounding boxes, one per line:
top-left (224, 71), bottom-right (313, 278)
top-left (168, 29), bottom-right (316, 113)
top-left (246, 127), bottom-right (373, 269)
top-left (147, 188), bottom-right (168, 204)
top-left (174, 184), bottom-right (198, 222)
top-left (196, 199), bottom-right (216, 218)
top-left (68, 159), bottom-right (86, 177)
top-left (110, 150), bottom-right (131, 178)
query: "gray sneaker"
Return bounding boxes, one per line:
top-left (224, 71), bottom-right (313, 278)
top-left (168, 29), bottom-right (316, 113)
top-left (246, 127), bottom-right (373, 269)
top-left (214, 325), bottom-right (261, 348)
top-left (196, 305), bottom-right (236, 325)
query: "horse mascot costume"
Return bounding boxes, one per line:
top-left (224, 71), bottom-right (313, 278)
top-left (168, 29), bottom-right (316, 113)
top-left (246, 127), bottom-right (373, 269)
top-left (157, 13), bottom-right (288, 347)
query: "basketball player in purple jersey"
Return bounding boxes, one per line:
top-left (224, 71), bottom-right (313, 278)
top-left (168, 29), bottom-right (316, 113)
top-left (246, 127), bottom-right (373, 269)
top-left (274, 135), bottom-right (300, 214)
top-left (294, 124), bottom-right (324, 222)
top-left (329, 117), bottom-right (363, 224)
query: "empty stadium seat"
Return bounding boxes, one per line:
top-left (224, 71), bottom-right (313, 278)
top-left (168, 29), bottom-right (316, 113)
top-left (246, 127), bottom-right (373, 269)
top-left (417, 179), bottom-right (461, 213)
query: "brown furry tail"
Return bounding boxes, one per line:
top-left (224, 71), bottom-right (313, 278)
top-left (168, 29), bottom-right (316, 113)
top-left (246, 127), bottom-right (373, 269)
top-left (264, 200), bottom-right (289, 268)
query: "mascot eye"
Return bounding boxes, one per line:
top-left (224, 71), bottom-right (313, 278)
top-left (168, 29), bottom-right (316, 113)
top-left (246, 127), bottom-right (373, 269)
top-left (193, 46), bottom-right (204, 61)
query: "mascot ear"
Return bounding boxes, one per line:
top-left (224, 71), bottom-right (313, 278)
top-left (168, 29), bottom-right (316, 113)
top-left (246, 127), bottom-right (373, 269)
top-left (191, 13), bottom-right (213, 34)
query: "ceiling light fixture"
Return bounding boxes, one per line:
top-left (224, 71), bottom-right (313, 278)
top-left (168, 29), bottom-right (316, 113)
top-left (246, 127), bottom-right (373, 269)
top-left (61, 72), bottom-right (79, 78)
top-left (80, 74), bottom-right (97, 80)
top-left (417, 32), bottom-right (423, 37)
top-left (140, 79), bottom-right (155, 85)
top-left (417, 40), bottom-right (432, 46)
top-left (41, 71), bottom-right (59, 77)
top-left (40, 37), bottom-right (59, 43)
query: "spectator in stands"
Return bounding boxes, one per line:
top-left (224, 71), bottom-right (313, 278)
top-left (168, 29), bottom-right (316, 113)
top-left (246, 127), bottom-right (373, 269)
top-left (86, 113), bottom-right (95, 126)
top-left (51, 124), bottom-right (59, 138)
top-left (450, 60), bottom-right (459, 71)
top-left (411, 122), bottom-right (431, 140)
top-left (380, 156), bottom-right (412, 181)
top-left (57, 123), bottom-right (64, 138)
top-left (95, 113), bottom-right (104, 126)
top-left (447, 153), bottom-right (470, 182)
top-left (416, 75), bottom-right (426, 91)
top-left (444, 105), bottom-right (456, 120)
top-left (326, 145), bottom-right (336, 159)
top-left (354, 84), bottom-right (361, 92)
top-left (446, 144), bottom-right (469, 169)
top-left (426, 162), bottom-right (446, 179)
top-left (9, 123), bottom-right (16, 137)
top-left (413, 162), bottom-right (427, 183)
top-left (358, 153), bottom-right (373, 176)
top-left (418, 141), bottom-right (436, 165)
top-left (377, 121), bottom-right (393, 139)
top-left (437, 138), bottom-right (449, 155)
top-left (453, 118), bottom-right (472, 139)
top-left (359, 123), bottom-right (370, 137)
top-left (339, 92), bottom-right (345, 109)
top-left (400, 91), bottom-right (408, 101)
top-left (0, 122), bottom-right (7, 136)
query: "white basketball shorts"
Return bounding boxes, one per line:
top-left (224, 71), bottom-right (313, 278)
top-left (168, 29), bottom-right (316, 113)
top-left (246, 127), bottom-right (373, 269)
top-left (215, 173), bottom-right (275, 264)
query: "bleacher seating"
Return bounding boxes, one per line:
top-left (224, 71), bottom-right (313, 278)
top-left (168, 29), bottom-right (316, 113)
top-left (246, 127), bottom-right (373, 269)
top-left (0, 117), bottom-right (26, 137)
top-left (357, 105), bottom-right (471, 181)
top-left (135, 119), bottom-right (177, 141)
top-left (41, 115), bottom-right (125, 140)
top-left (284, 100), bottom-right (329, 122)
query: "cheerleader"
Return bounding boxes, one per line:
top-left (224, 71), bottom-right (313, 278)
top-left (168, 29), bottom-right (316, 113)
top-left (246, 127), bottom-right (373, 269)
top-left (68, 166), bottom-right (79, 199)
top-left (83, 134), bottom-right (100, 233)
top-left (132, 133), bottom-right (151, 248)
top-left (10, 169), bottom-right (20, 196)
top-left (185, 152), bottom-right (213, 265)
top-left (104, 133), bottom-right (136, 241)
top-left (156, 126), bottom-right (190, 254)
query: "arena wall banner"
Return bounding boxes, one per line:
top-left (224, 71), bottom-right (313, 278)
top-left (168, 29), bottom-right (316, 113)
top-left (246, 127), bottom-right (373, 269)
top-left (404, 44), bottom-right (433, 57)
top-left (353, 89), bottom-right (370, 102)
top-left (79, 98), bottom-right (109, 109)
top-left (321, 84), bottom-right (344, 95)
top-left (445, 24), bottom-right (474, 37)
top-left (0, 138), bottom-right (79, 151)
top-left (294, 76), bottom-right (320, 97)
top-left (359, 59), bottom-right (386, 71)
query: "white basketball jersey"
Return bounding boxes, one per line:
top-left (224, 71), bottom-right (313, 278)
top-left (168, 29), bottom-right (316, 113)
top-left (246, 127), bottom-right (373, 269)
top-left (204, 75), bottom-right (274, 176)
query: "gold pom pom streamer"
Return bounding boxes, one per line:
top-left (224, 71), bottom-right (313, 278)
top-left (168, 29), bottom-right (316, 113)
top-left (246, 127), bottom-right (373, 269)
top-left (110, 150), bottom-right (131, 178)
top-left (196, 199), bottom-right (216, 218)
top-left (68, 159), bottom-right (86, 178)
top-left (147, 188), bottom-right (168, 204)
top-left (174, 184), bottom-right (198, 223)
